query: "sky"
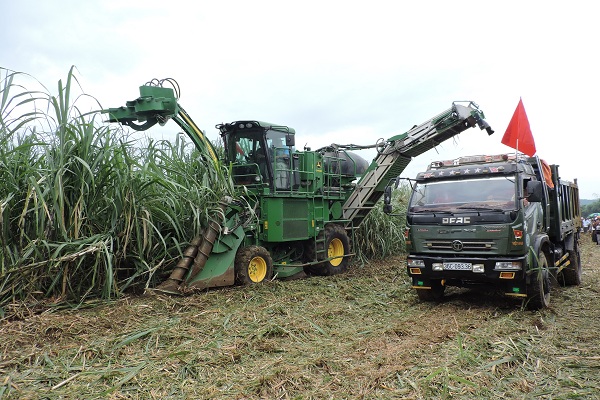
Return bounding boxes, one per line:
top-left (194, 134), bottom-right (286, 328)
top-left (2, 0), bottom-right (600, 198)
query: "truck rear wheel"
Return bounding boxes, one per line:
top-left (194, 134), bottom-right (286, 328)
top-left (559, 243), bottom-right (582, 286)
top-left (526, 251), bottom-right (551, 310)
top-left (415, 280), bottom-right (445, 302)
top-left (304, 224), bottom-right (350, 276)
top-left (234, 246), bottom-right (273, 285)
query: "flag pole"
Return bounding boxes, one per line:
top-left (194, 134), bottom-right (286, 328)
top-left (516, 96), bottom-right (520, 157)
top-left (516, 98), bottom-right (520, 157)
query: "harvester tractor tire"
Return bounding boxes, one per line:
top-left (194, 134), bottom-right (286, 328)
top-left (526, 250), bottom-right (551, 310)
top-left (559, 242), bottom-right (582, 286)
top-left (416, 280), bottom-right (445, 302)
top-left (304, 224), bottom-right (350, 276)
top-left (234, 246), bottom-right (273, 285)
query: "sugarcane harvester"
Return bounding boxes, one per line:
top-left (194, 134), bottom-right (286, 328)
top-left (103, 80), bottom-right (494, 295)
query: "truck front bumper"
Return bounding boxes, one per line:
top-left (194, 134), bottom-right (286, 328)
top-left (407, 254), bottom-right (528, 297)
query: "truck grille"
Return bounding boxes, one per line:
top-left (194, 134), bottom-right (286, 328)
top-left (424, 239), bottom-right (496, 252)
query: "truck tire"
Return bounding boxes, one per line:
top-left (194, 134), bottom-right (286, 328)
top-left (416, 280), bottom-right (445, 302)
top-left (304, 224), bottom-right (350, 276)
top-left (559, 244), bottom-right (582, 286)
top-left (234, 246), bottom-right (273, 285)
top-left (526, 251), bottom-right (551, 310)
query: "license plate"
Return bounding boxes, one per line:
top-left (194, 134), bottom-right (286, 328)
top-left (443, 262), bottom-right (472, 271)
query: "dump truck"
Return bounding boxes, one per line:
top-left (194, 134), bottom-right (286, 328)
top-left (395, 153), bottom-right (581, 309)
top-left (103, 79), bottom-right (494, 294)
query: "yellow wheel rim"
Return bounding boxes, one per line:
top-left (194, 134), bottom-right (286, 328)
top-left (328, 238), bottom-right (345, 267)
top-left (248, 256), bottom-right (267, 282)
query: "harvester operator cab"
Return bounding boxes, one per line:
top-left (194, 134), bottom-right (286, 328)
top-left (218, 121), bottom-right (296, 190)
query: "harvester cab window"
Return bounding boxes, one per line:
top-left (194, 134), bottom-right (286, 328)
top-left (266, 130), bottom-right (294, 190)
top-left (248, 138), bottom-right (269, 182)
top-left (229, 134), bottom-right (269, 185)
top-left (234, 138), bottom-right (249, 163)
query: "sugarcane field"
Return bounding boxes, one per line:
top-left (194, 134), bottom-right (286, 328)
top-left (1, 67), bottom-right (599, 400)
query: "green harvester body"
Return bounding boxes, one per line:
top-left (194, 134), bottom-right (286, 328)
top-left (103, 83), bottom-right (494, 294)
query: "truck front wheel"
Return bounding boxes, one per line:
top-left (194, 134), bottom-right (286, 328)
top-left (526, 251), bottom-right (551, 310)
top-left (416, 280), bottom-right (445, 302)
top-left (234, 246), bottom-right (274, 285)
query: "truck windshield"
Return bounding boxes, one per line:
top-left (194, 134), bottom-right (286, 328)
top-left (409, 176), bottom-right (516, 212)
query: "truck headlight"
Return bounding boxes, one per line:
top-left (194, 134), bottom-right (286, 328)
top-left (432, 263), bottom-right (443, 271)
top-left (494, 261), bottom-right (522, 271)
top-left (407, 259), bottom-right (425, 268)
top-left (472, 264), bottom-right (485, 273)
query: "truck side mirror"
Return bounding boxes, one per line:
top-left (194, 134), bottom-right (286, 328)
top-left (526, 180), bottom-right (543, 202)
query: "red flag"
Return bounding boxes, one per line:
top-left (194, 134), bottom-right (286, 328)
top-left (501, 99), bottom-right (536, 157)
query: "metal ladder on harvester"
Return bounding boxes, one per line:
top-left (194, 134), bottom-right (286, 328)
top-left (342, 102), bottom-right (493, 230)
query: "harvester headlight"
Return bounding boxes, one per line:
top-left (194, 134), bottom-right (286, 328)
top-left (494, 261), bottom-right (522, 271)
top-left (238, 123), bottom-right (245, 129)
top-left (432, 263), bottom-right (443, 271)
top-left (246, 123), bottom-right (253, 128)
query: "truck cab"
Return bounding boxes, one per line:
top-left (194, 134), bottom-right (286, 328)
top-left (405, 153), bottom-right (581, 309)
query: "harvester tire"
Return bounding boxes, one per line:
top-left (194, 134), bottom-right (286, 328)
top-left (526, 251), bottom-right (551, 310)
top-left (559, 243), bottom-right (582, 286)
top-left (234, 246), bottom-right (273, 285)
top-left (304, 224), bottom-right (350, 276)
